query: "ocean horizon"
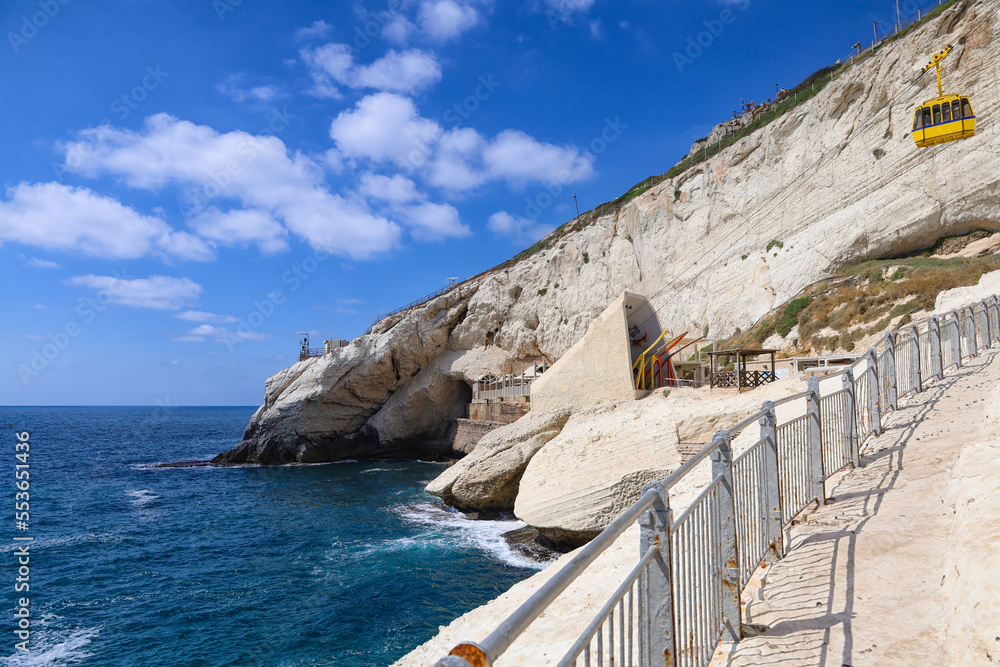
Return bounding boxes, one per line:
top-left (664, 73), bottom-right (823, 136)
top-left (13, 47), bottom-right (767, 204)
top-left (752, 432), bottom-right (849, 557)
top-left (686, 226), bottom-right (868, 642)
top-left (0, 406), bottom-right (540, 666)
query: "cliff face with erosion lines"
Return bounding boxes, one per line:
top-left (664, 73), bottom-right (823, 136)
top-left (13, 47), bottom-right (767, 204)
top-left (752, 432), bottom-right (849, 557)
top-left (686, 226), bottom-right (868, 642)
top-left (216, 0), bottom-right (1000, 464)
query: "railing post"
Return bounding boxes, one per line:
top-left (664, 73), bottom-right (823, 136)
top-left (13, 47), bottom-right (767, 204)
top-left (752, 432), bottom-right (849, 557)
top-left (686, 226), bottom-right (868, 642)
top-left (988, 296), bottom-right (1000, 346)
top-left (758, 401), bottom-right (784, 559)
top-left (952, 312), bottom-right (964, 367)
top-left (806, 378), bottom-right (825, 502)
top-left (638, 482), bottom-right (675, 667)
top-left (957, 309), bottom-right (967, 360)
top-left (968, 306), bottom-right (979, 357)
top-left (969, 307), bottom-right (978, 356)
top-left (910, 325), bottom-right (922, 394)
top-left (842, 370), bottom-right (859, 467)
top-left (980, 303), bottom-right (988, 350)
top-left (981, 301), bottom-right (990, 349)
top-left (710, 430), bottom-right (742, 643)
top-left (972, 305), bottom-right (979, 352)
top-left (930, 316), bottom-right (943, 380)
top-left (885, 333), bottom-right (898, 411)
top-left (990, 298), bottom-right (997, 346)
top-left (986, 299), bottom-right (994, 347)
top-left (867, 351), bottom-right (882, 437)
top-left (986, 296), bottom-right (1000, 347)
top-left (972, 306), bottom-right (980, 352)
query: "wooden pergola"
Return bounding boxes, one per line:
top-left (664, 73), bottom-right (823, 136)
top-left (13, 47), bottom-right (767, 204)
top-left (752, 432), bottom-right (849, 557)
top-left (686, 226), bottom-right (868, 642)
top-left (707, 348), bottom-right (778, 391)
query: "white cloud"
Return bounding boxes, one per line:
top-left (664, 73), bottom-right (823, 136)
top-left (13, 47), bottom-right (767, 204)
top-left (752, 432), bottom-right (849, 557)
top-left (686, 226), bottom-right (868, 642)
top-left (319, 148), bottom-right (345, 174)
top-left (354, 49), bottom-right (443, 93)
top-left (67, 275), bottom-right (202, 310)
top-left (395, 201), bottom-right (470, 241)
top-left (379, 1), bottom-right (482, 43)
top-left (301, 44), bottom-right (442, 96)
top-left (545, 0), bottom-right (595, 15)
top-left (331, 95), bottom-right (594, 191)
top-left (217, 75), bottom-right (280, 103)
top-left (382, 13), bottom-right (416, 44)
top-left (248, 86), bottom-right (277, 101)
top-left (488, 211), bottom-right (554, 245)
top-left (418, 0), bottom-right (480, 41)
top-left (296, 19), bottom-right (333, 40)
top-left (300, 44), bottom-right (352, 98)
top-left (330, 93), bottom-right (442, 168)
top-left (589, 19), bottom-right (602, 38)
top-left (189, 208), bottom-right (289, 253)
top-left (358, 173), bottom-right (424, 204)
top-left (61, 114), bottom-right (401, 258)
top-left (175, 310), bottom-right (238, 323)
top-left (174, 323), bottom-right (270, 344)
top-left (0, 182), bottom-right (211, 260)
top-left (356, 173), bottom-right (467, 240)
top-left (26, 257), bottom-right (59, 269)
top-left (539, 0), bottom-right (595, 27)
top-left (426, 127), bottom-right (488, 190)
top-left (482, 130), bottom-right (594, 185)
top-left (157, 231), bottom-right (216, 261)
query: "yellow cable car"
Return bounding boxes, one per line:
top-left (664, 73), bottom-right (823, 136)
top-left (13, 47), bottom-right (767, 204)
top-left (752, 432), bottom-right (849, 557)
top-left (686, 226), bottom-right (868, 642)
top-left (912, 45), bottom-right (975, 148)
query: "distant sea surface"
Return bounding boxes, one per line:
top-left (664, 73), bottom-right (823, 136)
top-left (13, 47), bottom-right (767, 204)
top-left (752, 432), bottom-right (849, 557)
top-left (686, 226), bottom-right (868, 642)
top-left (0, 407), bottom-right (540, 666)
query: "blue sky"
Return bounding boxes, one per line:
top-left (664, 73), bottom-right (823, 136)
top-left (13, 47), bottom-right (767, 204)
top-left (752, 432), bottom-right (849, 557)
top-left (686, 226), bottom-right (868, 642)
top-left (1, 0), bottom-right (914, 405)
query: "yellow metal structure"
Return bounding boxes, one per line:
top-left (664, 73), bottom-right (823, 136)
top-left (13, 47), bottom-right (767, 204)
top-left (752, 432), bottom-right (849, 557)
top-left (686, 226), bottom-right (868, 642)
top-left (912, 45), bottom-right (975, 148)
top-left (632, 331), bottom-right (684, 391)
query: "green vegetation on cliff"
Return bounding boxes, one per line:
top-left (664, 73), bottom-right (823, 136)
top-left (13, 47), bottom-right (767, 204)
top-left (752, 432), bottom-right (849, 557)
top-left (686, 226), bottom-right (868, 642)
top-left (724, 231), bottom-right (1000, 354)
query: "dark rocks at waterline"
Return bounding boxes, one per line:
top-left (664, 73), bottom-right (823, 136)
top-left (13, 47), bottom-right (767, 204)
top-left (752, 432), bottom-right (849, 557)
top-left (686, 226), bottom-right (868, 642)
top-left (501, 526), bottom-right (567, 563)
top-left (212, 418), bottom-right (472, 465)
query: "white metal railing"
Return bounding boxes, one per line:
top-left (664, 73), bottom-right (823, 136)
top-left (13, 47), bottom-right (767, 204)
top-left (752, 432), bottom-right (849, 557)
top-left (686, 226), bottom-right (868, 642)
top-left (472, 364), bottom-right (548, 402)
top-left (435, 295), bottom-right (999, 667)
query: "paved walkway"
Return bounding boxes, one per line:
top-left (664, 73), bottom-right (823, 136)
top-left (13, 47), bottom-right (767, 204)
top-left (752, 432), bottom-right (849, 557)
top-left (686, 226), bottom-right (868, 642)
top-left (712, 346), bottom-right (1000, 666)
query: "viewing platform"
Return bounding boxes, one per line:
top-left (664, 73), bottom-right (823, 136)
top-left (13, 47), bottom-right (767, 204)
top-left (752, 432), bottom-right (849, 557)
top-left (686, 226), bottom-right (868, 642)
top-left (298, 335), bottom-right (348, 362)
top-left (467, 363), bottom-right (548, 424)
top-left (707, 348), bottom-right (778, 391)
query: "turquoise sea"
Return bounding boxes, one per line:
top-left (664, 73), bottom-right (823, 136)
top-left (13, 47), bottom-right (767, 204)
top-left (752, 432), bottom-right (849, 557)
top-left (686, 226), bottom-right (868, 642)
top-left (0, 407), bottom-right (540, 666)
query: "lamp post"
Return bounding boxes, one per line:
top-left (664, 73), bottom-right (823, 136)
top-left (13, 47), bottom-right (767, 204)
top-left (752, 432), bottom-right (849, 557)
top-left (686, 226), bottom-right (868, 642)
top-left (572, 193), bottom-right (580, 218)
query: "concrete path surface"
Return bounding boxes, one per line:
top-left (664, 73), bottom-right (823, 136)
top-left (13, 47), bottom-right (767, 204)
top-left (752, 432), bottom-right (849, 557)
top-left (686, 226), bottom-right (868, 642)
top-left (712, 347), bottom-right (1000, 666)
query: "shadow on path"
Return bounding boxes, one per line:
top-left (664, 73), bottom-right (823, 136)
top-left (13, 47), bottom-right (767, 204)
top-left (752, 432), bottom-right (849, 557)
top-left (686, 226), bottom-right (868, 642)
top-left (713, 348), bottom-right (996, 667)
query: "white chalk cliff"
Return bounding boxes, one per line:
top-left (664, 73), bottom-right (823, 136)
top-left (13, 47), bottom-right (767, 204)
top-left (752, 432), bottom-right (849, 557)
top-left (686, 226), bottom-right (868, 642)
top-left (218, 0), bottom-right (1000, 474)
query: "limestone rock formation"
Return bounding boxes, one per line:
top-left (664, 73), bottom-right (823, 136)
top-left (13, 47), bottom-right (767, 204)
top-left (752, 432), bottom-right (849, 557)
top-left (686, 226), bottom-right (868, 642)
top-left (513, 398), bottom-right (681, 545)
top-left (450, 419), bottom-right (504, 456)
top-left (425, 411), bottom-right (570, 511)
top-left (215, 287), bottom-right (478, 463)
top-left (513, 378), bottom-right (808, 545)
top-left (223, 0), bottom-right (1000, 464)
top-left (934, 269), bottom-right (1000, 313)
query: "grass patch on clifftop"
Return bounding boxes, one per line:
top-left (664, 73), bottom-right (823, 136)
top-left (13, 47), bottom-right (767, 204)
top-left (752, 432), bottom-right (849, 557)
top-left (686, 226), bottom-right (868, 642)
top-left (722, 241), bottom-right (1000, 354)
